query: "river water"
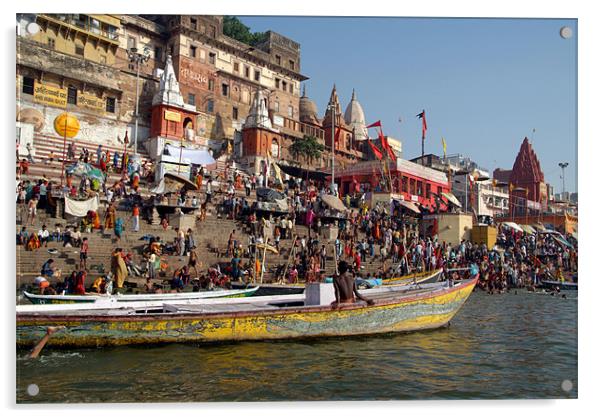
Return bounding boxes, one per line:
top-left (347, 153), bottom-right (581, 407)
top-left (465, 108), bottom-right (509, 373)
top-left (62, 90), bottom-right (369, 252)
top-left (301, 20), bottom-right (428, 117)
top-left (16, 289), bottom-right (577, 402)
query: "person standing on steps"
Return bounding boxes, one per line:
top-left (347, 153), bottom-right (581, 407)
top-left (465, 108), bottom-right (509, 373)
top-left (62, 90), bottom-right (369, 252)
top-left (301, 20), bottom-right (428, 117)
top-left (79, 237), bottom-right (89, 271)
top-left (131, 203), bottom-right (140, 232)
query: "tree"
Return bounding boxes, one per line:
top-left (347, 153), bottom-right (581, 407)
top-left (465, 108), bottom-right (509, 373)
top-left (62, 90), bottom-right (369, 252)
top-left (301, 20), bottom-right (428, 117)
top-left (289, 135), bottom-right (325, 168)
top-left (223, 16), bottom-right (267, 47)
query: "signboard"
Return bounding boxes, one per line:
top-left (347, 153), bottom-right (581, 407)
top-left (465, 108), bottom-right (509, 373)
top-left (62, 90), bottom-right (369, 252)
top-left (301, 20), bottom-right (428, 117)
top-left (164, 110), bottom-right (181, 122)
top-left (179, 57), bottom-right (211, 88)
top-left (34, 82), bottom-right (67, 108)
top-left (410, 195), bottom-right (419, 202)
top-left (527, 200), bottom-right (541, 210)
top-left (78, 92), bottom-right (105, 112)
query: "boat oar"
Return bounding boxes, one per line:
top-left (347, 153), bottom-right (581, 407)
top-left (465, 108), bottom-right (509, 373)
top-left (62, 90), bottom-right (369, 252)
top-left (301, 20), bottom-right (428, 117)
top-left (28, 326), bottom-right (66, 359)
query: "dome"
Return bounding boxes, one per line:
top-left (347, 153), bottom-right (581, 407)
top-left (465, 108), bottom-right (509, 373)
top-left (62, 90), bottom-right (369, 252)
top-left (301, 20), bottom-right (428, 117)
top-left (299, 85), bottom-right (320, 125)
top-left (344, 89), bottom-right (368, 140)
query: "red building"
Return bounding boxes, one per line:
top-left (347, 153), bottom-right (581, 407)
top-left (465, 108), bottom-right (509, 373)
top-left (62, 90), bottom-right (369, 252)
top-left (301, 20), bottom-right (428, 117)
top-left (335, 158), bottom-right (451, 211)
top-left (508, 137), bottom-right (549, 216)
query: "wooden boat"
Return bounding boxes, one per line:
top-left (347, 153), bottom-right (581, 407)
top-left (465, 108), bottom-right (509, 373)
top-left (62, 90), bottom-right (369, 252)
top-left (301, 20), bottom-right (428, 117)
top-left (16, 277), bottom-right (477, 348)
top-left (540, 280), bottom-right (578, 291)
top-left (22, 286), bottom-right (260, 305)
top-left (381, 268), bottom-right (443, 286)
top-left (17, 279), bottom-right (452, 314)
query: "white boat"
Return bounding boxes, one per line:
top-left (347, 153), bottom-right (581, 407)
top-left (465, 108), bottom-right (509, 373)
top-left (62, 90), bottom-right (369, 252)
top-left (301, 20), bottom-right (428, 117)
top-left (22, 286), bottom-right (259, 305)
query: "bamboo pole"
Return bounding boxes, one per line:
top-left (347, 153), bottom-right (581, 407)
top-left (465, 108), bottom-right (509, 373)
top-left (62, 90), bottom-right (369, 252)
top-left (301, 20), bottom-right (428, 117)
top-left (259, 237), bottom-right (269, 284)
top-left (279, 234), bottom-right (297, 284)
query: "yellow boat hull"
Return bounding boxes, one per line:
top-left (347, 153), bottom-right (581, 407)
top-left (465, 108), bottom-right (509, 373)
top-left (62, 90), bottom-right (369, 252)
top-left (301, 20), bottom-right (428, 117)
top-left (17, 279), bottom-right (477, 348)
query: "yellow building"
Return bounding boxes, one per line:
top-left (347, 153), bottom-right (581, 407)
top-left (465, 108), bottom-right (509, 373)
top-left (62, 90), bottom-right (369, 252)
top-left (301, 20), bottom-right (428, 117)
top-left (30, 14), bottom-right (121, 65)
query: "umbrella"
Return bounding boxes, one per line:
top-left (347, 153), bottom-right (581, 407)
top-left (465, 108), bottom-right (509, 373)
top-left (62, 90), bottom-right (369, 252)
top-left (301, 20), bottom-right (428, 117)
top-left (321, 194), bottom-right (347, 212)
top-left (502, 222), bottom-right (523, 232)
top-left (256, 187), bottom-right (286, 202)
top-left (66, 162), bottom-right (105, 182)
top-left (441, 192), bottom-right (462, 208)
top-left (255, 243), bottom-right (279, 254)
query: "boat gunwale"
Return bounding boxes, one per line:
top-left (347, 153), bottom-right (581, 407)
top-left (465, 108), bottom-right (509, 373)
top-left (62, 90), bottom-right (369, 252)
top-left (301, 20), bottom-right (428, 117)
top-left (17, 278), bottom-right (478, 323)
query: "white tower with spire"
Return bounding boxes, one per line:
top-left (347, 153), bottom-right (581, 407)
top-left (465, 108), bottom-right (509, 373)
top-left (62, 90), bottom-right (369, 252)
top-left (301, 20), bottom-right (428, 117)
top-left (152, 55), bottom-right (196, 112)
top-left (344, 89), bottom-right (368, 140)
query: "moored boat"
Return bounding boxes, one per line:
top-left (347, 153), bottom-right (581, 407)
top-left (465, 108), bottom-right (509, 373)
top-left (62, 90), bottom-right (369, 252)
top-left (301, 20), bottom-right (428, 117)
top-left (381, 268), bottom-right (443, 286)
top-left (540, 280), bottom-right (578, 291)
top-left (16, 277), bottom-right (478, 348)
top-left (22, 286), bottom-right (259, 305)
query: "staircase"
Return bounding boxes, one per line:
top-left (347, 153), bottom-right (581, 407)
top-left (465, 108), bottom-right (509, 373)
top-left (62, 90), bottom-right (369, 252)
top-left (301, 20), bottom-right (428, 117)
top-left (22, 132), bottom-right (153, 185)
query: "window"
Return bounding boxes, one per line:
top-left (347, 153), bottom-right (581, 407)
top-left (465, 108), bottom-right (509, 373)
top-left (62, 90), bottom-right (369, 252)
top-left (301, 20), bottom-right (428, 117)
top-left (289, 60), bottom-right (295, 70)
top-left (67, 86), bottom-right (78, 105)
top-left (75, 44), bottom-right (84, 56)
top-left (169, 44), bottom-right (174, 56)
top-left (188, 93), bottom-right (196, 106)
top-left (254, 70), bottom-right (260, 81)
top-left (232, 107), bottom-right (239, 120)
top-left (47, 38), bottom-right (55, 49)
top-left (244, 66), bottom-right (250, 78)
top-left (190, 18), bottom-right (197, 30)
top-left (426, 183), bottom-right (431, 199)
top-left (288, 105), bottom-right (293, 118)
top-left (189, 45), bottom-right (197, 58)
top-left (210, 26), bottom-right (216, 37)
top-left (154, 47), bottom-right (162, 61)
top-left (233, 62), bottom-right (239, 73)
top-left (105, 97), bottom-right (116, 113)
top-left (275, 55), bottom-right (281, 65)
top-left (437, 186), bottom-right (443, 196)
top-left (221, 83), bottom-right (229, 97)
top-left (209, 52), bottom-right (216, 64)
top-left (22, 76), bottom-right (34, 95)
top-left (127, 36), bottom-right (137, 51)
top-left (402, 176), bottom-right (408, 193)
top-left (417, 181), bottom-right (423, 196)
top-left (208, 79), bottom-right (214, 91)
top-left (282, 81), bottom-right (287, 91)
top-left (275, 78), bottom-right (280, 88)
top-left (207, 99), bottom-right (214, 113)
top-left (274, 101), bottom-right (279, 112)
top-left (289, 83), bottom-right (293, 94)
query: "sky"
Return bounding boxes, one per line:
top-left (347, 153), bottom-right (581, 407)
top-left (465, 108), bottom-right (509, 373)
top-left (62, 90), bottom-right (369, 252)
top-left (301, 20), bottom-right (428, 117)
top-left (239, 16), bottom-right (577, 194)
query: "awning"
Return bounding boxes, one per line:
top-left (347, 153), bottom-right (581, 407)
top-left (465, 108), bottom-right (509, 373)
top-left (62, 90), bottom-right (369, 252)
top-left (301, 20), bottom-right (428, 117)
top-left (321, 194), bottom-right (347, 212)
top-left (165, 144), bottom-right (216, 166)
top-left (442, 192), bottom-right (462, 208)
top-left (502, 222), bottom-right (523, 232)
top-left (394, 199), bottom-right (421, 214)
top-left (276, 163), bottom-right (329, 181)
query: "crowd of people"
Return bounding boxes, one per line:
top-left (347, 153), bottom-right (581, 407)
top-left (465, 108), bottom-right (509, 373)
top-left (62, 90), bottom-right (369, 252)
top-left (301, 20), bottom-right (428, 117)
top-left (17, 143), bottom-right (578, 298)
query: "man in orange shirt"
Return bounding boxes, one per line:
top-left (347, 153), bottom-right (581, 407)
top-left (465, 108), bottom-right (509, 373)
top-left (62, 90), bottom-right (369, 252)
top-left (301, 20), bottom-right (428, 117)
top-left (131, 203), bottom-right (140, 232)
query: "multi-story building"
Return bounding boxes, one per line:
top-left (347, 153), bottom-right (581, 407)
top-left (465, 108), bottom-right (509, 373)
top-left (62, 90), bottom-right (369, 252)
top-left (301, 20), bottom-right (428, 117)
top-left (16, 14), bottom-right (137, 155)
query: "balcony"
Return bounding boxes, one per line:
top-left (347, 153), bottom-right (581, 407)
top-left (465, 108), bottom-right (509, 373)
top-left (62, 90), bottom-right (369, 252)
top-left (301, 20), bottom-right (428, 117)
top-left (39, 14), bottom-right (120, 44)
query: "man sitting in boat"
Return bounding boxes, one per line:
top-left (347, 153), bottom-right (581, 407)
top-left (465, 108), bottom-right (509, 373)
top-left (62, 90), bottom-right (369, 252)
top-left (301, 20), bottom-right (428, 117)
top-left (332, 261), bottom-right (374, 308)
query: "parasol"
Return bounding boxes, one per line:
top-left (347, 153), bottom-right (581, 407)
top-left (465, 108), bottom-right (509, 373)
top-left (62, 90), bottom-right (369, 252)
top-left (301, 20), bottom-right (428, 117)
top-left (320, 194), bottom-right (347, 212)
top-left (256, 187), bottom-right (286, 202)
top-left (66, 162), bottom-right (105, 182)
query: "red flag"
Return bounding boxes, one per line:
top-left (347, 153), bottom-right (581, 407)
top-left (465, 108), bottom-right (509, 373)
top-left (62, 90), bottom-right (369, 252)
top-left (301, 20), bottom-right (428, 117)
top-left (366, 120), bottom-right (382, 129)
top-left (379, 129), bottom-right (396, 160)
top-left (368, 139), bottom-right (383, 160)
top-left (416, 110), bottom-right (427, 140)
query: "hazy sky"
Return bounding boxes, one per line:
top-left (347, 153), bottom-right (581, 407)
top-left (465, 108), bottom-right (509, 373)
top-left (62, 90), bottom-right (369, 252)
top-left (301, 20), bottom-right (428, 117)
top-left (239, 16), bottom-right (577, 194)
